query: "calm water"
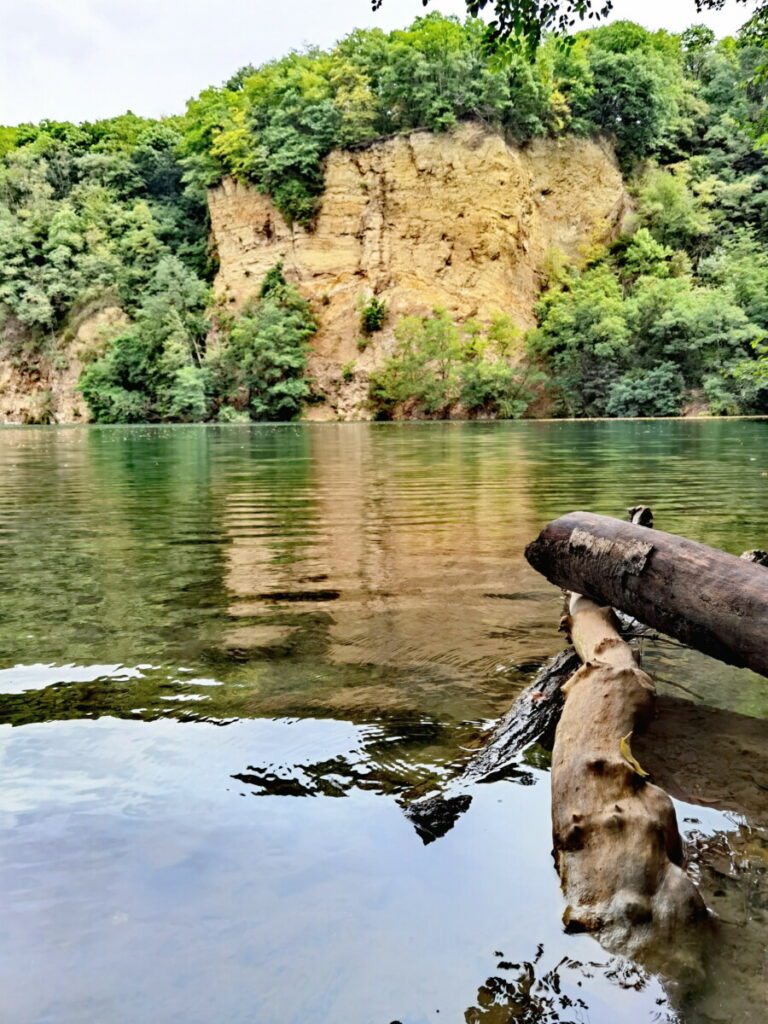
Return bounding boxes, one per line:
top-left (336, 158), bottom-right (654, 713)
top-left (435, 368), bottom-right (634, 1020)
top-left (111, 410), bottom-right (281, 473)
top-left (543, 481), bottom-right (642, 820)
top-left (0, 421), bottom-right (765, 1024)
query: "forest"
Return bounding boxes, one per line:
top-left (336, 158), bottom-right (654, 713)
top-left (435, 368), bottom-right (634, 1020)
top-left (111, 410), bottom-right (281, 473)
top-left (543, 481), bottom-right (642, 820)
top-left (0, 14), bottom-right (767, 421)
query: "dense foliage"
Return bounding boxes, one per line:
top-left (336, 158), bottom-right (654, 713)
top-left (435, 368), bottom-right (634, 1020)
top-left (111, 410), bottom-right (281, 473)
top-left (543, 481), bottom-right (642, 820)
top-left (79, 263), bottom-right (314, 423)
top-left (178, 12), bottom-right (718, 226)
top-left (375, 1), bottom-right (766, 56)
top-left (528, 20), bottom-right (768, 416)
top-left (0, 115), bottom-right (208, 335)
top-left (369, 309), bottom-right (544, 418)
top-left (1, 13), bottom-right (766, 421)
top-left (204, 266), bottom-right (316, 422)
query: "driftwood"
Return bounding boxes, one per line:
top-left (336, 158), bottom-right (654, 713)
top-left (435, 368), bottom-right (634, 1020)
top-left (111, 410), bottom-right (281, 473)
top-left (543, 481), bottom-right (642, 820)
top-left (525, 511), bottom-right (768, 678)
top-left (405, 511), bottom-right (655, 843)
top-left (404, 647), bottom-right (580, 843)
top-left (553, 593), bottom-right (709, 983)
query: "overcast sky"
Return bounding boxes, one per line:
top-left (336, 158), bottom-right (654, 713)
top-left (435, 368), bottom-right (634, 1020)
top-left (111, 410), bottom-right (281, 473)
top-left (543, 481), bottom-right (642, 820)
top-left (0, 0), bottom-right (756, 126)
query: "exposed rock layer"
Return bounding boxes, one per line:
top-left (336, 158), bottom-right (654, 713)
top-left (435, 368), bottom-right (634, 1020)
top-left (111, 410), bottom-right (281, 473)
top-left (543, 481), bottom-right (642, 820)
top-left (0, 304), bottom-right (125, 425)
top-left (0, 126), bottom-right (630, 423)
top-left (208, 124), bottom-right (631, 420)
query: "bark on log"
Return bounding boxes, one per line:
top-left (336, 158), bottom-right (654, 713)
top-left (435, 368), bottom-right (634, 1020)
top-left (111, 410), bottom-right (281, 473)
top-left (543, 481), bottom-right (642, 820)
top-left (525, 512), bottom-right (768, 677)
top-left (552, 594), bottom-right (709, 983)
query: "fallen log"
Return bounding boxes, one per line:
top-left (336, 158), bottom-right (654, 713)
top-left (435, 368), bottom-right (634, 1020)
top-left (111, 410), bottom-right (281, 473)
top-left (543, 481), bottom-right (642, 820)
top-left (403, 647), bottom-right (581, 843)
top-left (553, 593), bottom-right (709, 983)
top-left (525, 512), bottom-right (768, 678)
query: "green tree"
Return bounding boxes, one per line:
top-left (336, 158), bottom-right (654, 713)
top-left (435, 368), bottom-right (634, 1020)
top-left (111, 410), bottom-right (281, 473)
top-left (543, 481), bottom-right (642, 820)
top-left (529, 266), bottom-right (630, 415)
top-left (78, 257), bottom-right (209, 423)
top-left (637, 167), bottom-right (712, 251)
top-left (370, 309), bottom-right (538, 418)
top-left (605, 362), bottom-right (686, 417)
top-left (204, 266), bottom-right (316, 421)
top-left (373, 2), bottom-right (765, 52)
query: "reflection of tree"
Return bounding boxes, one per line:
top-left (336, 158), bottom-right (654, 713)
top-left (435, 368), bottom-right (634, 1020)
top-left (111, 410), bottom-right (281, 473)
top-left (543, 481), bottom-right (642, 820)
top-left (464, 945), bottom-right (665, 1024)
top-left (527, 420), bottom-right (768, 556)
top-left (0, 426), bottom-right (226, 670)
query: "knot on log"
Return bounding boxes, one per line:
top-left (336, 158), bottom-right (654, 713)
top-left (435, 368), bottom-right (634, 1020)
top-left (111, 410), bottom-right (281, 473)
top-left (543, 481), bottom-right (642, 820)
top-left (627, 505), bottom-right (654, 527)
top-left (741, 549), bottom-right (768, 566)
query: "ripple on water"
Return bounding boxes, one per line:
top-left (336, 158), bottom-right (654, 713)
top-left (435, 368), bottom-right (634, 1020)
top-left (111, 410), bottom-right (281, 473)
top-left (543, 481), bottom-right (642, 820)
top-left (0, 420), bottom-right (766, 1023)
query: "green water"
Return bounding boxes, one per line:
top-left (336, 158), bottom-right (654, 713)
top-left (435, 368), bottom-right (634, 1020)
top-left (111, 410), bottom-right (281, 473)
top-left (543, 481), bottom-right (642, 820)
top-left (0, 421), bottom-right (766, 1023)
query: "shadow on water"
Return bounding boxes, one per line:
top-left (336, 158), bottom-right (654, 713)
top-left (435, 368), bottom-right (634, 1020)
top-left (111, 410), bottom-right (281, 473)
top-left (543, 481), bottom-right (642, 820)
top-left (0, 421), bottom-right (766, 1022)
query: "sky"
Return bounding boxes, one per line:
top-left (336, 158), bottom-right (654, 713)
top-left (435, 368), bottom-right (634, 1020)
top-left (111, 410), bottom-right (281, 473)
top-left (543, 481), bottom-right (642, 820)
top-left (0, 0), bottom-right (757, 126)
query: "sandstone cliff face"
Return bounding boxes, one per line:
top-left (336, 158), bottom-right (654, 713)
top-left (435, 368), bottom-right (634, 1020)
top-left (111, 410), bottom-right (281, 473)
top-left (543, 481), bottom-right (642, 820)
top-left (209, 123), bottom-right (631, 420)
top-left (0, 304), bottom-right (126, 425)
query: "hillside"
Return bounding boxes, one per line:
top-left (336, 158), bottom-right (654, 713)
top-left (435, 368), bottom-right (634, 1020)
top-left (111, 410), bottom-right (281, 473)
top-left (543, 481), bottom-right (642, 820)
top-left (0, 15), bottom-right (766, 422)
top-left (208, 126), bottom-right (630, 419)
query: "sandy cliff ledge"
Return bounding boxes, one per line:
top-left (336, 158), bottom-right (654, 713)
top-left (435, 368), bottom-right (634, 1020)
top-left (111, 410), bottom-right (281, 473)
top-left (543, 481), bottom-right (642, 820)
top-left (208, 123), bottom-right (631, 420)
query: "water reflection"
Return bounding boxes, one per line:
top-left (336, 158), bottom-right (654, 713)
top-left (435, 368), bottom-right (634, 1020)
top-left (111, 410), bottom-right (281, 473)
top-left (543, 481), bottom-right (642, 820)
top-left (0, 421), bottom-right (766, 1022)
top-left (463, 945), bottom-right (676, 1024)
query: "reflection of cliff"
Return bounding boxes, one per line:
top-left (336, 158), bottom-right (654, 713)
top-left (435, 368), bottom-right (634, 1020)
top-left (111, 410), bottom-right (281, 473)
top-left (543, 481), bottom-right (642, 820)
top-left (221, 424), bottom-right (553, 721)
top-left (209, 124), bottom-right (631, 419)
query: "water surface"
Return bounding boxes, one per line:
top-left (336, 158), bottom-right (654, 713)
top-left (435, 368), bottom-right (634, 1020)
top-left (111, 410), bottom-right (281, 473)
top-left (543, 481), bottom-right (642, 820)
top-left (0, 421), bottom-right (766, 1023)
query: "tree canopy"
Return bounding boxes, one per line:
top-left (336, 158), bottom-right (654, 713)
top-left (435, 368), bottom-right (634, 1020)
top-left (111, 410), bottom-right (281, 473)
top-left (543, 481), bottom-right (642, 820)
top-left (372, 1), bottom-right (765, 51)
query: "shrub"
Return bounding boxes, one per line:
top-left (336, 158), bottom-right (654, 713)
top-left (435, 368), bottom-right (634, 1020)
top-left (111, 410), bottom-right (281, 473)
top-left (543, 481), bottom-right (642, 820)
top-left (78, 257), bottom-right (209, 423)
top-left (459, 359), bottom-right (543, 418)
top-left (605, 362), bottom-right (685, 417)
top-left (205, 265), bottom-right (316, 421)
top-left (360, 296), bottom-right (387, 335)
top-left (370, 309), bottom-right (536, 419)
top-left (528, 266), bottom-right (631, 416)
top-left (369, 308), bottom-right (461, 417)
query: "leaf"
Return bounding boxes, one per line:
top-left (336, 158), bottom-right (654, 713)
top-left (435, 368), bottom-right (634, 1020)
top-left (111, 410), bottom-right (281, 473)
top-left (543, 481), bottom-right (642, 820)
top-left (619, 731), bottom-right (649, 778)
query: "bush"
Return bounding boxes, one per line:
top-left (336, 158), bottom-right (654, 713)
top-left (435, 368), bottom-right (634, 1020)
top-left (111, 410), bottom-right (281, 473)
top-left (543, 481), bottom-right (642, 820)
top-left (205, 266), bottom-right (316, 421)
top-left (360, 295), bottom-right (387, 335)
top-left (459, 358), bottom-right (543, 418)
top-left (369, 308), bottom-right (461, 417)
top-left (528, 266), bottom-right (631, 416)
top-left (370, 309), bottom-right (536, 419)
top-left (79, 257), bottom-right (209, 423)
top-left (605, 362), bottom-right (685, 417)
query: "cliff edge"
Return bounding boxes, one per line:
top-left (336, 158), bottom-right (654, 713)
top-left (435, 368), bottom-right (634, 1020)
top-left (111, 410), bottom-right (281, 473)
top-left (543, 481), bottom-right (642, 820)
top-left (208, 123), bottom-right (631, 420)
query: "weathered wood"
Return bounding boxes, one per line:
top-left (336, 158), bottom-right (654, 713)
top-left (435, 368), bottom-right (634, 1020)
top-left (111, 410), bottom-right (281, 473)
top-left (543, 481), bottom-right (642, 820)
top-left (552, 594), bottom-right (709, 983)
top-left (525, 511), bottom-right (768, 677)
top-left (404, 647), bottom-right (580, 843)
top-left (742, 548), bottom-right (768, 566)
top-left (468, 646), bottom-right (581, 774)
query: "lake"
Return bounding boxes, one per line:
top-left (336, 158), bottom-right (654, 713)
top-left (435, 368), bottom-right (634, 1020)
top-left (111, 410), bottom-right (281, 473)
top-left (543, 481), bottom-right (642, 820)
top-left (0, 420), bottom-right (766, 1023)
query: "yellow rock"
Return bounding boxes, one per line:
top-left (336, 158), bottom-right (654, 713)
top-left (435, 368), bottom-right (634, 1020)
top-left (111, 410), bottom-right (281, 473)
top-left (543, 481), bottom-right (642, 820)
top-left (208, 123), bottom-right (632, 420)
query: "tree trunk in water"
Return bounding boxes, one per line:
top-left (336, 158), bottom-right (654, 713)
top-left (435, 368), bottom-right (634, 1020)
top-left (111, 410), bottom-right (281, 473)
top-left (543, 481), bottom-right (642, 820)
top-left (404, 646), bottom-right (580, 843)
top-left (552, 594), bottom-right (709, 986)
top-left (525, 512), bottom-right (768, 677)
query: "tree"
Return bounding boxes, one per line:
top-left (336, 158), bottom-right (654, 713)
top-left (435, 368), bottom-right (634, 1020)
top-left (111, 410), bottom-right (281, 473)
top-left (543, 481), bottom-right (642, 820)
top-left (370, 309), bottom-right (540, 418)
top-left (204, 265), bottom-right (317, 421)
top-left (528, 266), bottom-right (631, 416)
top-left (78, 257), bottom-right (209, 423)
top-left (372, 1), bottom-right (765, 52)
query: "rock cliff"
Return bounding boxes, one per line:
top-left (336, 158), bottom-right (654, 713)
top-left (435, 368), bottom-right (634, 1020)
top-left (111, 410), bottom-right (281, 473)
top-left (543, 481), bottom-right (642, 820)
top-left (0, 303), bottom-right (126, 425)
top-left (209, 123), bottom-right (631, 420)
top-left (0, 124), bottom-right (630, 424)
